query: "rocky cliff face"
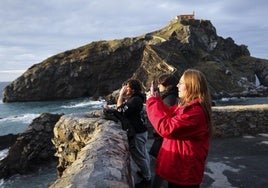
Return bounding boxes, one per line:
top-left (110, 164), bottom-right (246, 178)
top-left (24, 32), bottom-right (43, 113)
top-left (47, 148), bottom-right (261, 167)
top-left (2, 18), bottom-right (268, 102)
top-left (0, 113), bottom-right (62, 179)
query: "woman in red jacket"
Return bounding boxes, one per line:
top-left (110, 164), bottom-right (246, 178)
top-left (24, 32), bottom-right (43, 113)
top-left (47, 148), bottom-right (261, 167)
top-left (146, 69), bottom-right (213, 188)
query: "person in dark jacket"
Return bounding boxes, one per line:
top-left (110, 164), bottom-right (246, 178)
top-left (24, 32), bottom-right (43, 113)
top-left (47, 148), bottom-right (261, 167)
top-left (116, 79), bottom-right (151, 187)
top-left (146, 69), bottom-right (213, 188)
top-left (157, 74), bottom-right (178, 106)
top-left (149, 74), bottom-right (178, 188)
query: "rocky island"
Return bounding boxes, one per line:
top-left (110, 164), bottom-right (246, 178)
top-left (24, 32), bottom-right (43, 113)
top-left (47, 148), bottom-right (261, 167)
top-left (2, 16), bottom-right (268, 102)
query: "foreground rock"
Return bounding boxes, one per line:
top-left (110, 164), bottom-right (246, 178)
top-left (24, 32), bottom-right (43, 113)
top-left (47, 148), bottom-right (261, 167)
top-left (3, 17), bottom-right (268, 102)
top-left (0, 113), bottom-right (62, 179)
top-left (0, 134), bottom-right (18, 150)
top-left (50, 111), bottom-right (133, 188)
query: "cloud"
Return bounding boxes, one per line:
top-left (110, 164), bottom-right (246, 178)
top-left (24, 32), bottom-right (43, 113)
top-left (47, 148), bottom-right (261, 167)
top-left (0, 0), bottom-right (267, 81)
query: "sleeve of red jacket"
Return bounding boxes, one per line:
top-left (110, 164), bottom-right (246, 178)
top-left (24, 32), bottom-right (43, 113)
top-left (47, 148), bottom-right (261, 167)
top-left (146, 97), bottom-right (208, 140)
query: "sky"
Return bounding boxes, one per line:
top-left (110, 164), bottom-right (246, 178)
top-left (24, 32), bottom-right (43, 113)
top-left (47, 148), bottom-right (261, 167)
top-left (0, 0), bottom-right (267, 82)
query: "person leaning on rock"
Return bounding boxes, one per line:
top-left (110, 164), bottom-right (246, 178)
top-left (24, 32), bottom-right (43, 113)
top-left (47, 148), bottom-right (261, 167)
top-left (116, 79), bottom-right (151, 187)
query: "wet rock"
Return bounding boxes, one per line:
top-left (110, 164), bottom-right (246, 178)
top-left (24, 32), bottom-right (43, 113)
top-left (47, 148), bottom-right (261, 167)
top-left (0, 113), bottom-right (63, 179)
top-left (0, 134), bottom-right (18, 150)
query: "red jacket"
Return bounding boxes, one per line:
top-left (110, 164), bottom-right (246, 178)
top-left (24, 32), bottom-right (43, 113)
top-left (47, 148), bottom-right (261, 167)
top-left (146, 97), bottom-right (209, 185)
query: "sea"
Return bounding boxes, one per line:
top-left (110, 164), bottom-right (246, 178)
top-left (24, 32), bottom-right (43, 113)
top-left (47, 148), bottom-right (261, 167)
top-left (0, 81), bottom-right (267, 188)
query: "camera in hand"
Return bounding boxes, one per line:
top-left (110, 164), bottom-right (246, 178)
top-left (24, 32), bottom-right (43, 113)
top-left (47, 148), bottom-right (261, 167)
top-left (147, 81), bottom-right (159, 92)
top-left (147, 87), bottom-right (159, 92)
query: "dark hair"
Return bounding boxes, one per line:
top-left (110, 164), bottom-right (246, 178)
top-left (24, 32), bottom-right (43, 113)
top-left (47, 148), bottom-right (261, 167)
top-left (126, 79), bottom-right (142, 93)
top-left (158, 74), bottom-right (178, 89)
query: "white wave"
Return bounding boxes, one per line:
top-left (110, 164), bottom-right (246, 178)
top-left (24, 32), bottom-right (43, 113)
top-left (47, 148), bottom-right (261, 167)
top-left (61, 100), bottom-right (106, 109)
top-left (0, 113), bottom-right (39, 124)
top-left (0, 179), bottom-right (4, 187)
top-left (243, 135), bottom-right (255, 139)
top-left (220, 97), bottom-right (246, 102)
top-left (259, 141), bottom-right (268, 145)
top-left (0, 148), bottom-right (9, 161)
top-left (258, 133), bottom-right (268, 137)
top-left (220, 98), bottom-right (231, 102)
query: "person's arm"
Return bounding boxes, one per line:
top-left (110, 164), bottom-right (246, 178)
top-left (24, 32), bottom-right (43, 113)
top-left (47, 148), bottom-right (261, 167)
top-left (146, 80), bottom-right (159, 100)
top-left (117, 85), bottom-right (127, 107)
top-left (146, 99), bottom-right (207, 140)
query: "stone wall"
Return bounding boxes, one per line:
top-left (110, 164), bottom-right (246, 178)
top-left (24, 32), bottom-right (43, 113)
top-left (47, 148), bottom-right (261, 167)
top-left (50, 111), bottom-right (133, 188)
top-left (212, 104), bottom-right (268, 137)
top-left (49, 104), bottom-right (268, 187)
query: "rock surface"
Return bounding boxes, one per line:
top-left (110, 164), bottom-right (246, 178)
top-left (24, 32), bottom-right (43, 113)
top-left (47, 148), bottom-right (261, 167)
top-left (50, 110), bottom-right (133, 188)
top-left (0, 113), bottom-right (62, 179)
top-left (0, 134), bottom-right (18, 150)
top-left (3, 18), bottom-right (268, 102)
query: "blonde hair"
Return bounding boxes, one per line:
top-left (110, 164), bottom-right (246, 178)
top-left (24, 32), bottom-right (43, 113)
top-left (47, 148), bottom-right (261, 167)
top-left (179, 69), bottom-right (213, 137)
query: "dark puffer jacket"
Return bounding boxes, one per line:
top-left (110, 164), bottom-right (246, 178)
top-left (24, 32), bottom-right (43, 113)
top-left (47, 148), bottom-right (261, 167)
top-left (117, 92), bottom-right (147, 134)
top-left (161, 86), bottom-right (178, 106)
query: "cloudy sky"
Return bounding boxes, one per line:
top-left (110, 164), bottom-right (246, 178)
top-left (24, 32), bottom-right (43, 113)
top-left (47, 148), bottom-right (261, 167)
top-left (0, 0), bottom-right (267, 81)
